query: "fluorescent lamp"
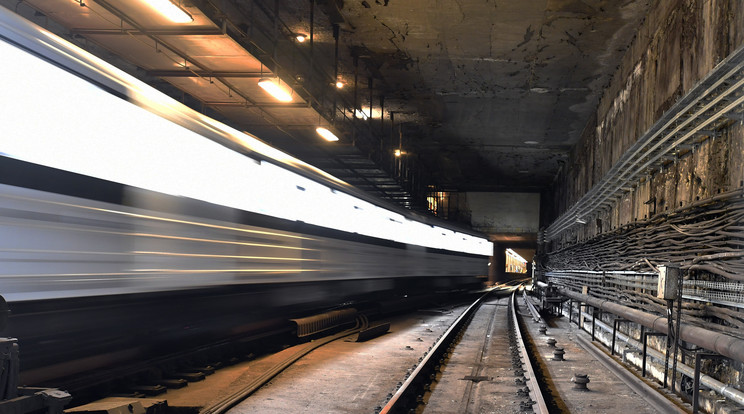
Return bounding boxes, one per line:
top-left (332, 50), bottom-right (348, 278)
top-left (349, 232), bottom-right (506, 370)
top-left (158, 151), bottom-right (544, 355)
top-left (316, 127), bottom-right (339, 142)
top-left (143, 0), bottom-right (193, 24)
top-left (258, 78), bottom-right (293, 102)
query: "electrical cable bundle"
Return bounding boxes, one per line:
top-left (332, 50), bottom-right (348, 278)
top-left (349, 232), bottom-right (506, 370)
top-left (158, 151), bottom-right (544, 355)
top-left (545, 190), bottom-right (744, 281)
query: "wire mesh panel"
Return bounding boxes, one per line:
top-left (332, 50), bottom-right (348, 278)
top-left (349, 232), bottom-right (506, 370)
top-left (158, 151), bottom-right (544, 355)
top-left (544, 270), bottom-right (744, 309)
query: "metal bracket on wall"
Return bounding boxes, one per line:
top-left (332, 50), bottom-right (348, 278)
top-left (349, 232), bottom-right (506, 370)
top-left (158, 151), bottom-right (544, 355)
top-left (611, 318), bottom-right (629, 356)
top-left (641, 332), bottom-right (667, 380)
top-left (692, 352), bottom-right (721, 414)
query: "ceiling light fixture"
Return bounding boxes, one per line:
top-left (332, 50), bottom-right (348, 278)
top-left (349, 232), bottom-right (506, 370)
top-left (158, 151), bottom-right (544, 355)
top-left (257, 78), bottom-right (293, 102)
top-left (335, 81), bottom-right (345, 89)
top-left (524, 140), bottom-right (539, 145)
top-left (394, 149), bottom-right (403, 157)
top-left (295, 34), bottom-right (307, 43)
top-left (316, 127), bottom-right (339, 142)
top-left (355, 109), bottom-right (369, 120)
top-left (143, 0), bottom-right (193, 24)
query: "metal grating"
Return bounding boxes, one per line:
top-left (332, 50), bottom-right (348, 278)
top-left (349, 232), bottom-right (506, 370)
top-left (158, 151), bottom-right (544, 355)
top-left (545, 270), bottom-right (744, 309)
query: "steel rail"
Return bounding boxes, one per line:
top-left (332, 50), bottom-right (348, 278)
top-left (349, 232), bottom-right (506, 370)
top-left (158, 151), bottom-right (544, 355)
top-left (522, 290), bottom-right (542, 322)
top-left (546, 44), bottom-right (744, 240)
top-left (378, 288), bottom-right (546, 413)
top-left (379, 289), bottom-right (516, 414)
top-left (511, 291), bottom-right (549, 413)
top-left (559, 288), bottom-right (744, 364)
top-left (378, 291), bottom-right (493, 413)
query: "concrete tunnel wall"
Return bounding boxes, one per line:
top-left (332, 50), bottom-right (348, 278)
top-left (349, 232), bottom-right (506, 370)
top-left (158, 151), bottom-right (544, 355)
top-left (465, 192), bottom-right (540, 235)
top-left (541, 0), bottom-right (744, 397)
top-left (457, 192), bottom-right (539, 284)
top-left (550, 0), bottom-right (744, 242)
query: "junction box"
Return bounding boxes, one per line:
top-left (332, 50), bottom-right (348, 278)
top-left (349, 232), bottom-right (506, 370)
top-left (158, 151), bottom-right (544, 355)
top-left (657, 265), bottom-right (680, 300)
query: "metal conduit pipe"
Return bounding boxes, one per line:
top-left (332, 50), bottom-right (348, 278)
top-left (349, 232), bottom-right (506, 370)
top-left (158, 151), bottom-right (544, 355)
top-left (559, 289), bottom-right (744, 363)
top-left (522, 290), bottom-right (542, 322)
top-left (577, 309), bottom-right (744, 406)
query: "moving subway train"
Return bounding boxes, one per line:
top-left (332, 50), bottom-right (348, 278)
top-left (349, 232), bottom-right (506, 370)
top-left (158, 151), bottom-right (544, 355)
top-left (0, 7), bottom-right (491, 381)
top-left (0, 7), bottom-right (491, 302)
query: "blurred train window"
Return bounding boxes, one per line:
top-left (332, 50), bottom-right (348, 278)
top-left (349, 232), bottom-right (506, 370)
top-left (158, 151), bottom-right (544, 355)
top-left (0, 37), bottom-right (492, 256)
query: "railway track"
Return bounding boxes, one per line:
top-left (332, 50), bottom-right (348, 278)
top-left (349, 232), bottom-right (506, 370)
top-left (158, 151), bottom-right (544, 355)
top-left (45, 290), bottom-right (469, 410)
top-left (379, 288), bottom-right (549, 413)
top-left (60, 287), bottom-right (554, 413)
top-left (186, 286), bottom-right (550, 413)
top-left (57, 285), bottom-right (696, 414)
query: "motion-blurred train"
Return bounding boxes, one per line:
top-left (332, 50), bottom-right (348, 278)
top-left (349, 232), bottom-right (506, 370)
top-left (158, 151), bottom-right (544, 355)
top-left (0, 6), bottom-right (491, 383)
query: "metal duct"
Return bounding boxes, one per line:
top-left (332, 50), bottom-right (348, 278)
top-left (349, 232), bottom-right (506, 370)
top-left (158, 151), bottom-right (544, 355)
top-left (577, 308), bottom-right (744, 407)
top-left (559, 289), bottom-right (744, 364)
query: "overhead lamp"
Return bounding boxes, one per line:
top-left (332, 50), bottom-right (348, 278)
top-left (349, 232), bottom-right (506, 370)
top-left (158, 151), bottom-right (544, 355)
top-left (316, 127), bottom-right (339, 142)
top-left (394, 149), bottom-right (404, 157)
top-left (335, 81), bottom-right (345, 89)
top-left (257, 78), bottom-right (293, 102)
top-left (355, 109), bottom-right (369, 120)
top-left (143, 0), bottom-right (193, 24)
top-left (295, 34), bottom-right (308, 43)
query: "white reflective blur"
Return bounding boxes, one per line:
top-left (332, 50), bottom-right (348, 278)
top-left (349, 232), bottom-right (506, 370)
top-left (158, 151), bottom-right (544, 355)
top-left (0, 39), bottom-right (492, 256)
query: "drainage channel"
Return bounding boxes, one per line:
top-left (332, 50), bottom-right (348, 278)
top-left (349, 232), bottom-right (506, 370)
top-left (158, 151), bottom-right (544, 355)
top-left (379, 289), bottom-right (549, 414)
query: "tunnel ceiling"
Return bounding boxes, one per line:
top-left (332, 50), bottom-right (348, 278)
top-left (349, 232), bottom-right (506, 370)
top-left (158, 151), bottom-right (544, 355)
top-left (7, 0), bottom-right (653, 210)
top-left (338, 0), bottom-right (652, 189)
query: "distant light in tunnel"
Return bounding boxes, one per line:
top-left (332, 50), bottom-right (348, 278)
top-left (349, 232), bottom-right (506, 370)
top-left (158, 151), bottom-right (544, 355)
top-left (258, 78), bottom-right (293, 102)
top-left (143, 0), bottom-right (194, 23)
top-left (316, 127), bottom-right (339, 142)
top-left (524, 140), bottom-right (539, 145)
top-left (506, 248), bottom-right (527, 264)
